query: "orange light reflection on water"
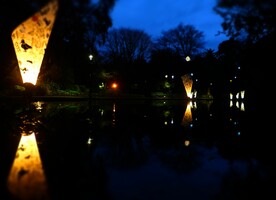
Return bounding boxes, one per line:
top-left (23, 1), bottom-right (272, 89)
top-left (7, 132), bottom-right (49, 200)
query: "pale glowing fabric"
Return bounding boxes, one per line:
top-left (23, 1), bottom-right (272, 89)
top-left (11, 0), bottom-right (58, 85)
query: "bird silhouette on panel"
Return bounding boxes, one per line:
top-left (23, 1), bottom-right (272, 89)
top-left (21, 39), bottom-right (32, 51)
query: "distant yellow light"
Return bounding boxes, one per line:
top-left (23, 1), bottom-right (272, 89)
top-left (11, 0), bottom-right (58, 85)
top-left (185, 56), bottom-right (191, 61)
top-left (184, 140), bottom-right (190, 146)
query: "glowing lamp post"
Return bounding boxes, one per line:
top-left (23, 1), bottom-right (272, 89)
top-left (11, 0), bottom-right (58, 85)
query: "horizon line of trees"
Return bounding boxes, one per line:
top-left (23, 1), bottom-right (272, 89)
top-left (0, 0), bottom-right (275, 102)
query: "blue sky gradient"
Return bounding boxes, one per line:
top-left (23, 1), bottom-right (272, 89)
top-left (110, 0), bottom-right (228, 50)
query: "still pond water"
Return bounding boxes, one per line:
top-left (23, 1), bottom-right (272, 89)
top-left (0, 98), bottom-right (274, 200)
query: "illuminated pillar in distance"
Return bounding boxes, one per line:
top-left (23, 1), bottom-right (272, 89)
top-left (181, 74), bottom-right (193, 99)
top-left (11, 0), bottom-right (58, 85)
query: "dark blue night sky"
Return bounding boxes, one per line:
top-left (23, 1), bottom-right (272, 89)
top-left (110, 0), bottom-right (228, 50)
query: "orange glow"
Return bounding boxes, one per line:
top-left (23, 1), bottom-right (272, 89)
top-left (181, 74), bottom-right (193, 99)
top-left (181, 101), bottom-right (193, 127)
top-left (111, 82), bottom-right (118, 89)
top-left (11, 0), bottom-right (58, 85)
top-left (7, 133), bottom-right (48, 200)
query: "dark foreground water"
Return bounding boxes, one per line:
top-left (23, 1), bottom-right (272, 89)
top-left (0, 98), bottom-right (274, 200)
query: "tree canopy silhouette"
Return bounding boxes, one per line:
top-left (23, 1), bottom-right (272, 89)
top-left (214, 0), bottom-right (276, 45)
top-left (155, 23), bottom-right (205, 60)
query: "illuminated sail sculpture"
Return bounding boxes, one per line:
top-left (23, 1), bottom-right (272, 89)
top-left (181, 74), bottom-right (193, 99)
top-left (11, 0), bottom-right (58, 85)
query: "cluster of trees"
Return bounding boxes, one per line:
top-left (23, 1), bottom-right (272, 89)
top-left (0, 0), bottom-right (275, 101)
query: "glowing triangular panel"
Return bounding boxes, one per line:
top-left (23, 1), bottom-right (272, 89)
top-left (181, 74), bottom-right (193, 98)
top-left (11, 0), bottom-right (58, 85)
top-left (181, 101), bottom-right (193, 127)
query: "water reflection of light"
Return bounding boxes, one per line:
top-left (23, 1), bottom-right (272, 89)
top-left (87, 137), bottom-right (93, 145)
top-left (113, 103), bottom-right (116, 112)
top-left (184, 140), bottom-right (190, 146)
top-left (193, 101), bottom-right (197, 109)
top-left (99, 108), bottom-right (104, 116)
top-left (164, 118), bottom-right (174, 125)
top-left (170, 118), bottom-right (174, 124)
top-left (7, 132), bottom-right (49, 200)
top-left (236, 101), bottom-right (239, 108)
top-left (112, 102), bottom-right (116, 126)
top-left (181, 101), bottom-right (193, 127)
top-left (33, 101), bottom-right (44, 112)
top-left (240, 102), bottom-right (245, 111)
top-left (230, 100), bottom-right (245, 111)
top-left (230, 100), bottom-right (233, 107)
top-left (193, 91), bottom-right (197, 99)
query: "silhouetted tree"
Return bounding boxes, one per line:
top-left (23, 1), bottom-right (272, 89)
top-left (149, 48), bottom-right (185, 94)
top-left (148, 24), bottom-right (205, 96)
top-left (42, 0), bottom-right (116, 87)
top-left (215, 0), bottom-right (275, 107)
top-left (214, 0), bottom-right (276, 45)
top-left (99, 28), bottom-right (152, 65)
top-left (155, 23), bottom-right (205, 60)
top-left (98, 28), bottom-right (153, 92)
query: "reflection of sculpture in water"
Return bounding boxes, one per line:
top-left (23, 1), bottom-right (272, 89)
top-left (7, 132), bottom-right (49, 200)
top-left (11, 0), bottom-right (58, 85)
top-left (7, 101), bottom-right (48, 199)
top-left (181, 101), bottom-right (193, 127)
top-left (229, 90), bottom-right (245, 111)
